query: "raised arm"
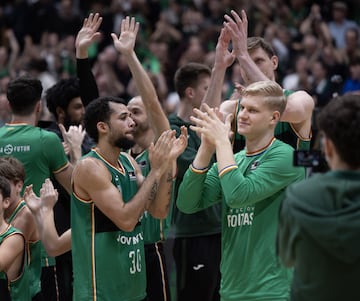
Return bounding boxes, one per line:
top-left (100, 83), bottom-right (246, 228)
top-left (224, 10), bottom-right (269, 83)
top-left (75, 13), bottom-right (102, 106)
top-left (24, 180), bottom-right (71, 257)
top-left (201, 27), bottom-right (235, 109)
top-left (111, 16), bottom-right (169, 139)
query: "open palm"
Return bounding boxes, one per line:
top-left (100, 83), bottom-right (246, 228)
top-left (111, 16), bottom-right (139, 55)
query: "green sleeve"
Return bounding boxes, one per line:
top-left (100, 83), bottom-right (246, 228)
top-left (220, 146), bottom-right (305, 208)
top-left (176, 164), bottom-right (222, 213)
top-left (41, 131), bottom-right (69, 173)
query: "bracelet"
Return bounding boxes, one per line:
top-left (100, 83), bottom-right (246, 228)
top-left (190, 163), bottom-right (209, 174)
top-left (218, 164), bottom-right (238, 177)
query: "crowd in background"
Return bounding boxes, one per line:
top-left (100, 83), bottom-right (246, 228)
top-left (0, 0), bottom-right (359, 126)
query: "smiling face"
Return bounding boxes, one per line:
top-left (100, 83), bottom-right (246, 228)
top-left (127, 96), bottom-right (150, 137)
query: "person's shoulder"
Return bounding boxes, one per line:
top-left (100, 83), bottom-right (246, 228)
top-left (220, 99), bottom-right (238, 114)
top-left (75, 156), bottom-right (107, 175)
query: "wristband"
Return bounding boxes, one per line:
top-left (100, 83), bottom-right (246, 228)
top-left (190, 164), bottom-right (209, 174)
top-left (218, 164), bottom-right (238, 177)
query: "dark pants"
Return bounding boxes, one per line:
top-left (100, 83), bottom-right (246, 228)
top-left (40, 265), bottom-right (59, 301)
top-left (173, 233), bottom-right (221, 301)
top-left (145, 242), bottom-right (171, 301)
top-left (56, 251), bottom-right (73, 301)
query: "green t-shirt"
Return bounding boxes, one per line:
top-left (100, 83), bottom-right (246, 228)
top-left (0, 225), bottom-right (30, 301)
top-left (71, 150), bottom-right (146, 301)
top-left (0, 124), bottom-right (69, 268)
top-left (177, 139), bottom-right (305, 301)
top-left (0, 124), bottom-right (70, 195)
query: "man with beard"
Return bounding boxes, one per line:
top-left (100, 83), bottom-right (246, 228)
top-left (24, 93), bottom-right (187, 300)
top-left (75, 14), bottom-right (176, 300)
top-left (44, 78), bottom-right (93, 301)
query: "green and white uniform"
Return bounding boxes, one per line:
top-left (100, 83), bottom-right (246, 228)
top-left (7, 200), bottom-right (41, 298)
top-left (71, 150), bottom-right (146, 301)
top-left (0, 225), bottom-right (30, 301)
top-left (177, 139), bottom-right (305, 301)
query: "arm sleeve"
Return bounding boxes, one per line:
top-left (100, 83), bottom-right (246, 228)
top-left (77, 58), bottom-right (99, 107)
top-left (220, 146), bottom-right (305, 208)
top-left (176, 163), bottom-right (222, 214)
top-left (42, 131), bottom-right (70, 173)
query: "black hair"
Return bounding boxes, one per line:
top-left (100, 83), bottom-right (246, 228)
top-left (6, 77), bottom-right (43, 115)
top-left (84, 96), bottom-right (127, 143)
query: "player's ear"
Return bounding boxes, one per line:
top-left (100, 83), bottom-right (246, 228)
top-left (97, 121), bottom-right (108, 134)
top-left (271, 55), bottom-right (278, 70)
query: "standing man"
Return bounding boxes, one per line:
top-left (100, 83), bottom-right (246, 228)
top-left (177, 81), bottom-right (305, 301)
top-left (71, 94), bottom-right (185, 300)
top-left (206, 10), bottom-right (314, 152)
top-left (277, 94), bottom-right (360, 301)
top-left (0, 76), bottom-right (73, 300)
top-left (169, 62), bottom-right (222, 301)
top-left (75, 13), bottom-right (179, 300)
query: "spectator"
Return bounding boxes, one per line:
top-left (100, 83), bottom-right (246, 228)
top-left (277, 94), bottom-right (360, 301)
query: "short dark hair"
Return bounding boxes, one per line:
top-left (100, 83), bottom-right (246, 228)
top-left (0, 176), bottom-right (11, 200)
top-left (174, 63), bottom-right (211, 98)
top-left (247, 37), bottom-right (276, 58)
top-left (46, 78), bottom-right (80, 120)
top-left (84, 96), bottom-right (127, 143)
top-left (6, 77), bottom-right (43, 115)
top-left (0, 156), bottom-right (26, 183)
top-left (317, 94), bottom-right (360, 168)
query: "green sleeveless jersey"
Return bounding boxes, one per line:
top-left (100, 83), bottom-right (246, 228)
top-left (0, 225), bottom-right (30, 301)
top-left (232, 90), bottom-right (311, 152)
top-left (131, 149), bottom-right (171, 244)
top-left (71, 150), bottom-right (146, 301)
top-left (7, 200), bottom-right (41, 297)
top-left (177, 139), bottom-right (305, 300)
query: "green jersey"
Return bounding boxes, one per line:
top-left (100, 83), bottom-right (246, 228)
top-left (169, 114), bottom-right (222, 237)
top-left (0, 225), bottom-right (30, 301)
top-left (71, 150), bottom-right (146, 301)
top-left (232, 90), bottom-right (312, 152)
top-left (177, 139), bottom-right (305, 301)
top-left (0, 124), bottom-right (69, 270)
top-left (131, 149), bottom-right (171, 243)
top-left (0, 124), bottom-right (70, 195)
top-left (7, 201), bottom-right (41, 297)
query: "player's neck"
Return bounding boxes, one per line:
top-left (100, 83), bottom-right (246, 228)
top-left (245, 132), bottom-right (275, 153)
top-left (4, 198), bottom-right (21, 220)
top-left (177, 101), bottom-right (193, 123)
top-left (133, 129), bottom-right (154, 151)
top-left (0, 219), bottom-right (8, 234)
top-left (11, 114), bottom-right (36, 126)
top-left (94, 144), bottom-right (121, 167)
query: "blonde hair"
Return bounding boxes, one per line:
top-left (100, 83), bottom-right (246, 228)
top-left (241, 81), bottom-right (286, 115)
